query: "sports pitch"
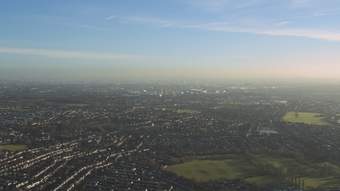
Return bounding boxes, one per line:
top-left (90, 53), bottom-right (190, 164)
top-left (282, 112), bottom-right (328, 126)
top-left (165, 154), bottom-right (340, 190)
top-left (0, 144), bottom-right (27, 152)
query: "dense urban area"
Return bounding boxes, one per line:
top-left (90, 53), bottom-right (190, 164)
top-left (1, 81), bottom-right (340, 191)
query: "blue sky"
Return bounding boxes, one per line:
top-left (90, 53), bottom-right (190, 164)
top-left (1, 0), bottom-right (340, 82)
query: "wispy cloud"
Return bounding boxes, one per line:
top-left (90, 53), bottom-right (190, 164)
top-left (254, 28), bottom-right (340, 41)
top-left (274, 21), bottom-right (291, 27)
top-left (107, 15), bottom-right (340, 42)
top-left (186, 0), bottom-right (265, 11)
top-left (313, 8), bottom-right (340, 17)
top-left (0, 47), bottom-right (145, 61)
top-left (105, 15), bottom-right (118, 20)
top-left (106, 15), bottom-right (176, 27)
top-left (289, 0), bottom-right (312, 8)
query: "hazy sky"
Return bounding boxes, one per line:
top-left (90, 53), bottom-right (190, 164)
top-left (1, 0), bottom-right (340, 82)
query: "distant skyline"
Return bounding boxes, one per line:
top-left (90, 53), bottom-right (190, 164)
top-left (1, 0), bottom-right (340, 82)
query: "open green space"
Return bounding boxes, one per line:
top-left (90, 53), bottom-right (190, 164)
top-left (282, 112), bottom-right (328, 126)
top-left (176, 109), bottom-right (199, 114)
top-left (0, 144), bottom-right (27, 152)
top-left (165, 154), bottom-right (340, 190)
top-left (166, 159), bottom-right (242, 182)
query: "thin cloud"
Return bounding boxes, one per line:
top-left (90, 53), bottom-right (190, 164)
top-left (107, 16), bottom-right (176, 27)
top-left (290, 0), bottom-right (312, 8)
top-left (0, 47), bottom-right (145, 61)
top-left (193, 22), bottom-right (340, 42)
top-left (107, 16), bottom-right (340, 42)
top-left (105, 15), bottom-right (118, 21)
top-left (257, 29), bottom-right (340, 41)
top-left (313, 8), bottom-right (340, 17)
top-left (186, 0), bottom-right (265, 11)
top-left (274, 21), bottom-right (291, 27)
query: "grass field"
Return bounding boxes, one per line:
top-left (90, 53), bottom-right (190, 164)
top-left (282, 112), bottom-right (328, 126)
top-left (176, 109), bottom-right (199, 114)
top-left (0, 144), bottom-right (27, 152)
top-left (166, 159), bottom-right (242, 182)
top-left (165, 154), bottom-right (340, 190)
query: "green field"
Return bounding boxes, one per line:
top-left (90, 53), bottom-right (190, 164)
top-left (282, 112), bottom-right (328, 126)
top-left (0, 144), bottom-right (27, 152)
top-left (176, 109), bottom-right (199, 114)
top-left (166, 159), bottom-right (242, 182)
top-left (165, 154), bottom-right (340, 190)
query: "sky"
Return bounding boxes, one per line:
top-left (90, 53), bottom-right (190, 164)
top-left (1, 0), bottom-right (340, 82)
